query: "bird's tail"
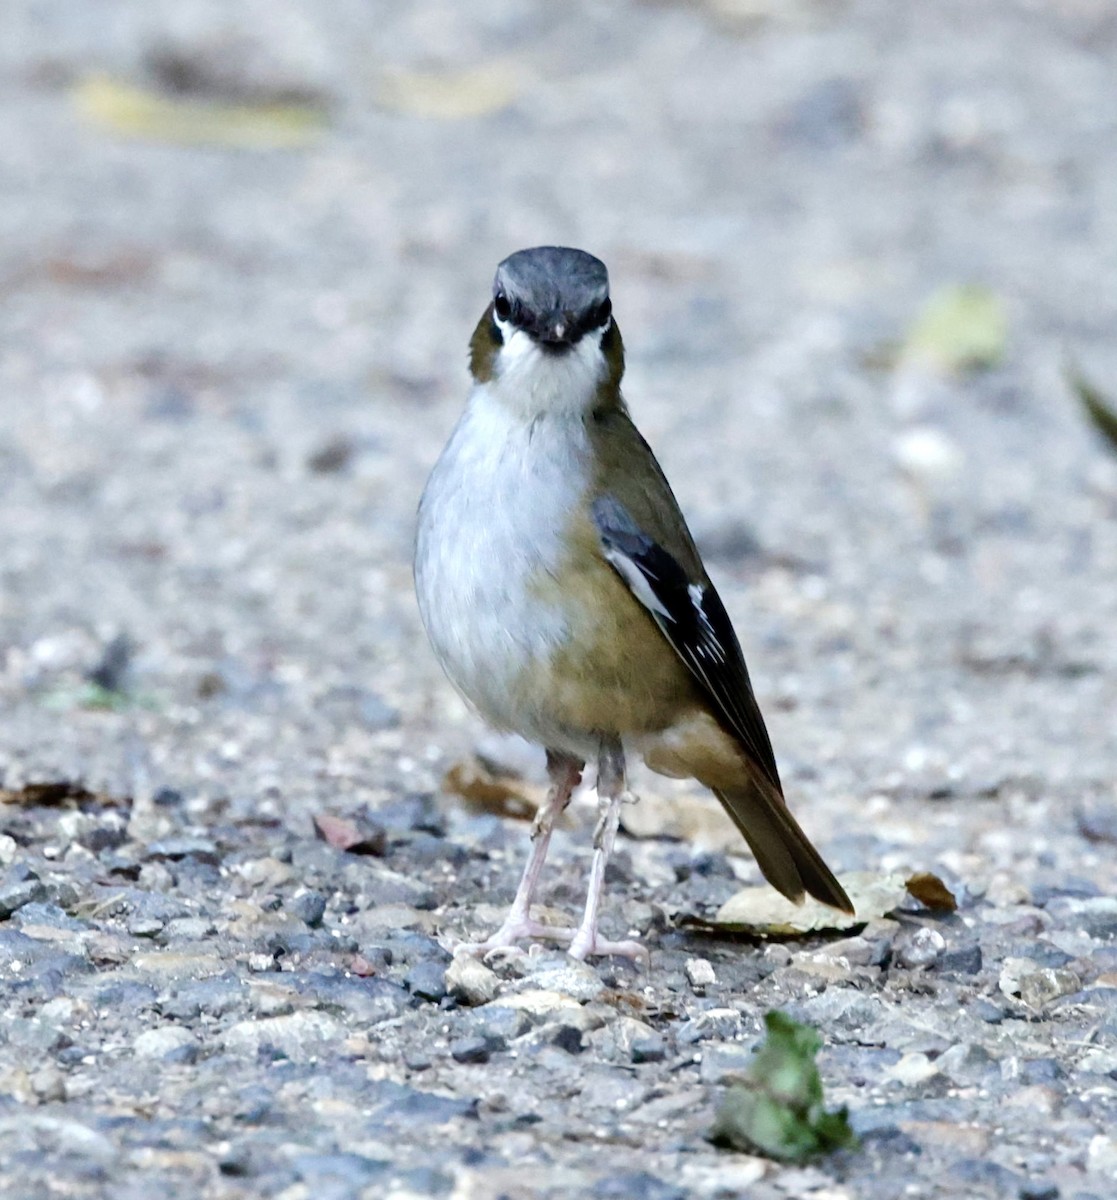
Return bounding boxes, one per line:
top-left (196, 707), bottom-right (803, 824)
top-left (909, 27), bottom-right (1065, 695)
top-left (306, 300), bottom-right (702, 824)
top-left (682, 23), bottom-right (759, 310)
top-left (713, 777), bottom-right (853, 914)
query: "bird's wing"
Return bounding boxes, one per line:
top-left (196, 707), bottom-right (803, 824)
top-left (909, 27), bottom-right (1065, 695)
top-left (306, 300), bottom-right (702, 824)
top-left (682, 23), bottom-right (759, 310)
top-left (591, 492), bottom-right (782, 793)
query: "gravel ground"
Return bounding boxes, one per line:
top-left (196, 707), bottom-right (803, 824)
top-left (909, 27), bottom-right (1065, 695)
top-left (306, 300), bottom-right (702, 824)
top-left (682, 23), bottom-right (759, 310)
top-left (2, 2), bottom-right (1117, 1198)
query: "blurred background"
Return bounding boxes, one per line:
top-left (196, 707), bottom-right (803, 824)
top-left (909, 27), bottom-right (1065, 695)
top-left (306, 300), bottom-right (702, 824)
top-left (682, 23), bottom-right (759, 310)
top-left (1, 0), bottom-right (1116, 867)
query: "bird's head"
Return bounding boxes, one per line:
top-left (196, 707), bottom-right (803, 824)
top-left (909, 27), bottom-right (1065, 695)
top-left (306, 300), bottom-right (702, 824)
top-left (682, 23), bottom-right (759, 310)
top-left (469, 246), bottom-right (624, 416)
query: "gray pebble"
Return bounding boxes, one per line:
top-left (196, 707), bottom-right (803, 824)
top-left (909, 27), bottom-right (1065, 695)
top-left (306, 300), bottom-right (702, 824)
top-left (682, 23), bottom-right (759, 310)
top-left (550, 1025), bottom-right (584, 1054)
top-left (1045, 897), bottom-right (1117, 940)
top-left (677, 1008), bottom-right (743, 1045)
top-left (449, 1036), bottom-right (491, 1064)
top-left (699, 1042), bottom-right (756, 1084)
top-left (127, 917), bottom-right (165, 938)
top-left (358, 691), bottom-right (401, 731)
top-left (395, 1167), bottom-right (453, 1196)
top-left (390, 932), bottom-right (451, 964)
top-left (598, 1172), bottom-right (687, 1200)
top-left (0, 877), bottom-right (44, 918)
top-left (1076, 799), bottom-right (1117, 845)
top-left (355, 945), bottom-right (393, 972)
top-left (973, 999), bottom-right (1006, 1024)
top-left (937, 1042), bottom-right (999, 1085)
top-left (223, 1011), bottom-right (343, 1060)
top-left (1020, 1057), bottom-right (1064, 1084)
top-left (1019, 1186), bottom-right (1060, 1200)
top-left (404, 1049), bottom-right (432, 1071)
top-left (940, 942), bottom-right (983, 975)
top-left (144, 837), bottom-right (220, 865)
top-left (375, 794), bottom-right (445, 837)
top-left (465, 1004), bottom-right (531, 1044)
top-left (368, 1080), bottom-right (478, 1125)
top-left (631, 1033), bottom-right (667, 1064)
top-left (217, 1144), bottom-right (256, 1179)
top-left (11, 902), bottom-right (87, 932)
top-left (513, 954), bottom-right (605, 1002)
top-left (158, 978), bottom-right (246, 1020)
top-left (133, 1026), bottom-right (197, 1061)
top-left (291, 891), bottom-right (327, 927)
top-left (291, 973), bottom-right (408, 1024)
top-left (293, 1152), bottom-right (388, 1189)
top-left (404, 961), bottom-right (448, 1003)
top-left (1012, 940), bottom-right (1074, 969)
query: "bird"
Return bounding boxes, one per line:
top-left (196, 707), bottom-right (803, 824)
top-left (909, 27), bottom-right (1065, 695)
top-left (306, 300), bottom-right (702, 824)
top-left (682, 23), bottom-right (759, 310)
top-left (414, 246), bottom-right (853, 961)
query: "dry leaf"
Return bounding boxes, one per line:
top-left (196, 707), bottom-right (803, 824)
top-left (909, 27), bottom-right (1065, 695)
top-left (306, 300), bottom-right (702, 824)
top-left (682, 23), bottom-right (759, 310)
top-left (904, 871), bottom-right (957, 912)
top-left (376, 65), bottom-right (517, 120)
top-left (710, 872), bottom-right (909, 936)
top-left (442, 758), bottom-right (541, 821)
top-left (706, 870), bottom-right (960, 936)
top-left (74, 74), bottom-right (327, 148)
top-left (312, 812), bottom-right (387, 856)
top-left (901, 284), bottom-right (1006, 375)
top-left (0, 782), bottom-right (129, 809)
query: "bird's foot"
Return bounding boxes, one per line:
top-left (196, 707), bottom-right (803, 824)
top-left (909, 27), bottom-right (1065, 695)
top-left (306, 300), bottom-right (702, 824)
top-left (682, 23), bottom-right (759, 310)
top-left (567, 926), bottom-right (649, 964)
top-left (457, 915), bottom-right (576, 960)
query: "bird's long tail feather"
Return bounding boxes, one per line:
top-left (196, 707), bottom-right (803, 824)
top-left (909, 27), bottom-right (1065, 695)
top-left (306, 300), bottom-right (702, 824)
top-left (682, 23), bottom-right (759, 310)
top-left (713, 777), bottom-right (853, 914)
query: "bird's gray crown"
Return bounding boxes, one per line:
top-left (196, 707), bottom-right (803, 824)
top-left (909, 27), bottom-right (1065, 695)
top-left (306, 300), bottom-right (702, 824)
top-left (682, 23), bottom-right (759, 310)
top-left (493, 246), bottom-right (610, 346)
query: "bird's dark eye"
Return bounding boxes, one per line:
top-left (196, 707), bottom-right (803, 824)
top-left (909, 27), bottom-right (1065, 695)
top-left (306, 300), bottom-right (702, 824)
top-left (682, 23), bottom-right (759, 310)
top-left (595, 298), bottom-right (612, 326)
top-left (493, 293), bottom-right (512, 321)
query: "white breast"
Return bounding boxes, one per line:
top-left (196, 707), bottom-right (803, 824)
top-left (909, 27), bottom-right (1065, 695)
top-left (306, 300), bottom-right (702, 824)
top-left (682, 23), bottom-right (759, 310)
top-left (414, 384), bottom-right (591, 739)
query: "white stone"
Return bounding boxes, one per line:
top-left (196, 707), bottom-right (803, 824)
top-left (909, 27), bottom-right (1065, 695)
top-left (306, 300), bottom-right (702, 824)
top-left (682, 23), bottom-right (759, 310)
top-left (223, 1012), bottom-right (342, 1060)
top-left (133, 1026), bottom-right (195, 1060)
top-left (685, 957), bottom-right (717, 990)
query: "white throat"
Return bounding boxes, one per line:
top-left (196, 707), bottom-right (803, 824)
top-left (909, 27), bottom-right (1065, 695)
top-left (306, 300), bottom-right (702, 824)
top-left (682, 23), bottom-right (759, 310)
top-left (487, 318), bottom-right (609, 421)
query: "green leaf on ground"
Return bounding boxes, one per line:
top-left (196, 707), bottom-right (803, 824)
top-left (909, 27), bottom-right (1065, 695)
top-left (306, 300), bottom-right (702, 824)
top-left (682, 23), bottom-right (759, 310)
top-left (709, 1011), bottom-right (856, 1161)
top-left (901, 284), bottom-right (1006, 374)
top-left (1067, 365), bottom-right (1117, 454)
top-left (74, 74), bottom-right (328, 148)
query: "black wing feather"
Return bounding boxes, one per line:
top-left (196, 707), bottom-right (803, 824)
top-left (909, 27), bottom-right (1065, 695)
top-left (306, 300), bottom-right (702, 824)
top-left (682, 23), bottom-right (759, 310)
top-left (591, 496), bottom-right (782, 790)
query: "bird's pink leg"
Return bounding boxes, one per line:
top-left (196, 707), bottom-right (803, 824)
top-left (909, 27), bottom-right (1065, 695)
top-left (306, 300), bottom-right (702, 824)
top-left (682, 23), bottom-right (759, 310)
top-left (568, 740), bottom-right (648, 963)
top-left (458, 752), bottom-right (583, 956)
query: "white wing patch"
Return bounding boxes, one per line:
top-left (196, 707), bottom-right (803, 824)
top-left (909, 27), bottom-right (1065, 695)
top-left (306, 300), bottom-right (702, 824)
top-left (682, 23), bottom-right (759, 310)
top-left (688, 582), bottom-right (727, 663)
top-left (601, 544), bottom-right (673, 621)
top-left (592, 493), bottom-right (782, 787)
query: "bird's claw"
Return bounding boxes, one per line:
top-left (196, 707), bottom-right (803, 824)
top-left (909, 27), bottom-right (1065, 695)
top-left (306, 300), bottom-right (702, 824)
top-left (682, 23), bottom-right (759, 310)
top-left (567, 929), bottom-right (649, 964)
top-left (456, 916), bottom-right (576, 959)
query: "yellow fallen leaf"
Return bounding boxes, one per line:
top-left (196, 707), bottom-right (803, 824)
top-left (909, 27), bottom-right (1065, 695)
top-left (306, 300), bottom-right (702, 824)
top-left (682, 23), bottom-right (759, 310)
top-left (74, 74), bottom-right (327, 148)
top-left (376, 65), bottom-right (518, 120)
top-left (901, 284), bottom-right (1006, 375)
